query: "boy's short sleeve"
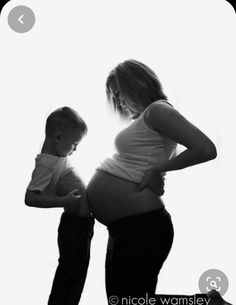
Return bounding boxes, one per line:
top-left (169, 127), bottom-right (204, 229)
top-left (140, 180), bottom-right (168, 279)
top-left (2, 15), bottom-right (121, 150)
top-left (27, 165), bottom-right (54, 192)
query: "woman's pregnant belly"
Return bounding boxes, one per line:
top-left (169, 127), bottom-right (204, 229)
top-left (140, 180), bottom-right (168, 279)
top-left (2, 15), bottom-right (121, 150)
top-left (87, 170), bottom-right (164, 225)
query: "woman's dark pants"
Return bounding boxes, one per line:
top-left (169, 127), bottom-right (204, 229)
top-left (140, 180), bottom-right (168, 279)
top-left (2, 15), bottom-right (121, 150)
top-left (105, 207), bottom-right (174, 303)
top-left (48, 212), bottom-right (94, 305)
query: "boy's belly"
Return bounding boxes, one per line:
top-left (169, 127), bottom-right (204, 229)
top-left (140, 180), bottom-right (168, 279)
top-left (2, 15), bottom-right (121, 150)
top-left (56, 168), bottom-right (92, 217)
top-left (87, 170), bottom-right (164, 225)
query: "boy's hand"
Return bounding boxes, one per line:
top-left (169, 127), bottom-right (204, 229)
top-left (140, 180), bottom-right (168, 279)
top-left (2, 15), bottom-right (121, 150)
top-left (63, 189), bottom-right (81, 208)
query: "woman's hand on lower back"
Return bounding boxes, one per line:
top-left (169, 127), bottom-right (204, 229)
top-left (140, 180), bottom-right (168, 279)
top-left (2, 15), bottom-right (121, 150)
top-left (137, 169), bottom-right (165, 196)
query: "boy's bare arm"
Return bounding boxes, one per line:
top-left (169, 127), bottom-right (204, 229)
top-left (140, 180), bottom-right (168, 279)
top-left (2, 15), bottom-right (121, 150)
top-left (24, 189), bottom-right (81, 209)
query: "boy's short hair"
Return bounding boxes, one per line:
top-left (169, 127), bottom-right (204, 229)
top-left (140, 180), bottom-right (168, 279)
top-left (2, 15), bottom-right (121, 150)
top-left (45, 107), bottom-right (88, 138)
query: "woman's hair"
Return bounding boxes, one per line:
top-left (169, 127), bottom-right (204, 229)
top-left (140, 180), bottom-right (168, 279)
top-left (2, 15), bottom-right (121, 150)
top-left (106, 59), bottom-right (168, 120)
top-left (45, 106), bottom-right (88, 138)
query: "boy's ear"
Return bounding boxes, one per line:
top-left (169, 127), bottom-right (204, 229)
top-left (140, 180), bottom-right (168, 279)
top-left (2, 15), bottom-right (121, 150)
top-left (55, 132), bottom-right (63, 143)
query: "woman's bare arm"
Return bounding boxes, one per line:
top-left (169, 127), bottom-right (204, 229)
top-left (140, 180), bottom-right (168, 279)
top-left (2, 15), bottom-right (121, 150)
top-left (145, 102), bottom-right (217, 172)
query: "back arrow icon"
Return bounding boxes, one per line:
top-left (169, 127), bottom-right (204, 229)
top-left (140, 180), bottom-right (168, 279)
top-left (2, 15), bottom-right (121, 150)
top-left (18, 14), bottom-right (24, 24)
top-left (8, 6), bottom-right (35, 33)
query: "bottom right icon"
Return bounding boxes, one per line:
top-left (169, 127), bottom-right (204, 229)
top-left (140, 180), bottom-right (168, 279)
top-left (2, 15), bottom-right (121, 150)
top-left (198, 269), bottom-right (229, 296)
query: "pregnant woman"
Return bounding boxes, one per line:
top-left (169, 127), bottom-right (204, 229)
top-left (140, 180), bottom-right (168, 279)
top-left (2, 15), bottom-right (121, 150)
top-left (87, 60), bottom-right (228, 304)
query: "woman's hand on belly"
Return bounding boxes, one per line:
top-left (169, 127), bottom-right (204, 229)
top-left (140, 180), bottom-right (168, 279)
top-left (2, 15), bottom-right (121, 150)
top-left (137, 169), bottom-right (165, 196)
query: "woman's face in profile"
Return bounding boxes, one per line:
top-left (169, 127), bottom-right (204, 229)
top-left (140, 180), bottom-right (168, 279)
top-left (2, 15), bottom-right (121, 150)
top-left (108, 81), bottom-right (144, 115)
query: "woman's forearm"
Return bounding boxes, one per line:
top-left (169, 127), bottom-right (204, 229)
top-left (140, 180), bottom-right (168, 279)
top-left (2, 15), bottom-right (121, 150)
top-left (25, 190), bottom-right (67, 208)
top-left (154, 147), bottom-right (217, 173)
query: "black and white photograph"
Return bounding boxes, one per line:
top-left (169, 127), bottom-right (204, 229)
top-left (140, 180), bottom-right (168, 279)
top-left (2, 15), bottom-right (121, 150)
top-left (0, 1), bottom-right (235, 304)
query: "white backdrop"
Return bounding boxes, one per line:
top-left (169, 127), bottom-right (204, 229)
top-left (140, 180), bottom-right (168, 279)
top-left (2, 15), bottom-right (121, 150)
top-left (0, 0), bottom-right (235, 304)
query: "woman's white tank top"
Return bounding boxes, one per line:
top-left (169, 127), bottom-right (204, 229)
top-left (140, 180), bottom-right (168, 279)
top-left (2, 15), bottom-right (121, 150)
top-left (97, 101), bottom-right (177, 183)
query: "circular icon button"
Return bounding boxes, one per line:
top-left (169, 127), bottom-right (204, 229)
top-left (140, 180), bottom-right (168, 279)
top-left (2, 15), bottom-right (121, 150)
top-left (8, 6), bottom-right (35, 33)
top-left (198, 269), bottom-right (229, 296)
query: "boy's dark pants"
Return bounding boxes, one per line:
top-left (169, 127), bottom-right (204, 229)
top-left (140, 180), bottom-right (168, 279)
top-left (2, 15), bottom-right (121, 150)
top-left (48, 212), bottom-right (95, 305)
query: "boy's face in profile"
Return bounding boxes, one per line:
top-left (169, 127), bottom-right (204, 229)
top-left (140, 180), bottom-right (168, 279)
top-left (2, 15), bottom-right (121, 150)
top-left (55, 127), bottom-right (83, 157)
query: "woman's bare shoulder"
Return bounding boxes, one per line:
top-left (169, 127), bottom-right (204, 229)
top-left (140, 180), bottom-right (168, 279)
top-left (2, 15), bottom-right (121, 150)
top-left (144, 100), bottom-right (175, 127)
top-left (147, 100), bottom-right (174, 111)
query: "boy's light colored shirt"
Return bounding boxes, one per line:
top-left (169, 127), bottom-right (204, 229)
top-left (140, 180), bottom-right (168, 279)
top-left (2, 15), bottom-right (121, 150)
top-left (27, 153), bottom-right (73, 194)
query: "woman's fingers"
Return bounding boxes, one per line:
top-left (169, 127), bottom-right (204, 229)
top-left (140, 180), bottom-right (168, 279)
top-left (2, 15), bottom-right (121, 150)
top-left (137, 170), bottom-right (165, 195)
top-left (137, 181), bottom-right (146, 191)
top-left (137, 172), bottom-right (151, 191)
top-left (137, 172), bottom-right (152, 191)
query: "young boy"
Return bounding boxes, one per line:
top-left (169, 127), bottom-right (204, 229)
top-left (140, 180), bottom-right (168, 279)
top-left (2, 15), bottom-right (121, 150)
top-left (25, 107), bottom-right (94, 305)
